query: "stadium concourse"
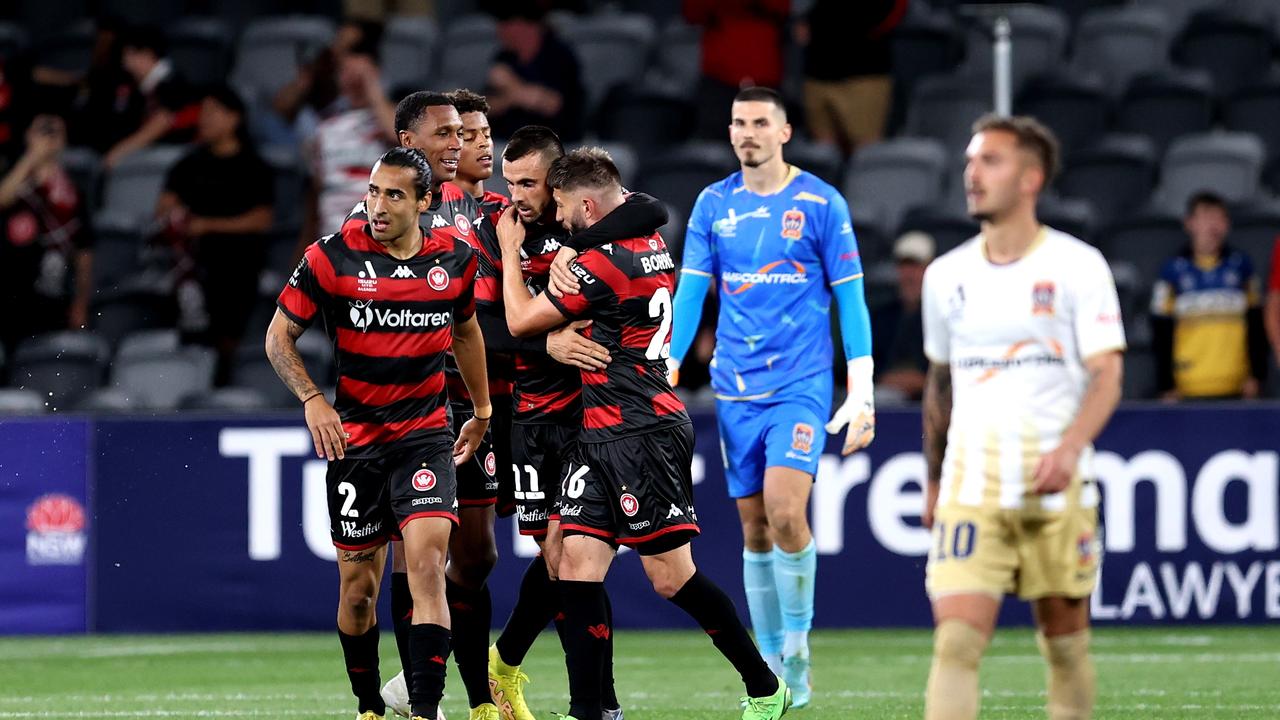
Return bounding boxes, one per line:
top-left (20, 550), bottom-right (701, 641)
top-left (2, 1), bottom-right (1280, 719)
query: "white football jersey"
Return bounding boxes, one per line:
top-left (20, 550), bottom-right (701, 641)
top-left (922, 227), bottom-right (1126, 511)
top-left (310, 108), bottom-right (386, 237)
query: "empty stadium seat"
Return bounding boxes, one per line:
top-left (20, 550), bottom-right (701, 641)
top-left (73, 387), bottom-right (139, 413)
top-left (434, 14), bottom-right (497, 95)
top-left (380, 15), bottom-right (438, 96)
top-left (1057, 134), bottom-right (1159, 227)
top-left (1133, 0), bottom-right (1224, 33)
top-left (0, 388), bottom-right (47, 415)
top-left (591, 142), bottom-right (638, 189)
top-left (9, 331), bottom-right (111, 409)
top-left (91, 227), bottom-right (148, 296)
top-left (1039, 195), bottom-right (1100, 244)
top-left (230, 16), bottom-right (335, 103)
top-left (844, 138), bottom-right (948, 238)
top-left (1222, 79), bottom-right (1280, 166)
top-left (179, 387), bottom-right (272, 411)
top-left (0, 22), bottom-right (29, 61)
top-left (782, 139), bottom-right (844, 188)
top-left (1227, 202), bottom-right (1280, 271)
top-left (890, 6), bottom-right (965, 132)
top-left (646, 19), bottom-right (700, 98)
top-left (1172, 10), bottom-right (1277, 96)
top-left (1153, 132), bottom-right (1266, 215)
top-left (112, 346), bottom-right (216, 410)
top-left (560, 13), bottom-right (656, 117)
top-left (904, 75), bottom-right (992, 153)
top-left (1016, 73), bottom-right (1111, 156)
top-left (168, 17), bottom-right (233, 88)
top-left (116, 329), bottom-right (181, 360)
top-left (1070, 6), bottom-right (1173, 96)
top-left (97, 145), bottom-right (187, 231)
top-left (1100, 211), bottom-right (1186, 295)
top-left (1114, 70), bottom-right (1215, 153)
top-left (958, 4), bottom-right (1070, 92)
top-left (33, 21), bottom-right (93, 73)
top-left (91, 288), bottom-right (177, 346)
top-left (635, 142), bottom-right (737, 221)
top-left (898, 207), bottom-right (980, 258)
top-left (596, 87), bottom-right (694, 148)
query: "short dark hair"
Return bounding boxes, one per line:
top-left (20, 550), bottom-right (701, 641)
top-left (395, 91), bottom-right (453, 134)
top-left (204, 83), bottom-right (246, 118)
top-left (547, 147), bottom-right (622, 193)
top-left (503, 125), bottom-right (564, 164)
top-left (375, 147), bottom-right (433, 200)
top-left (1185, 190), bottom-right (1228, 217)
top-left (120, 24), bottom-right (167, 56)
top-left (972, 114), bottom-right (1060, 183)
top-left (733, 86), bottom-right (787, 118)
top-left (447, 88), bottom-right (490, 116)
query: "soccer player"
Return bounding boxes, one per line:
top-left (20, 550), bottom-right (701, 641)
top-left (267, 146), bottom-right (491, 720)
top-left (921, 115), bottom-right (1125, 720)
top-left (670, 86), bottom-right (874, 707)
top-left (486, 126), bottom-right (665, 720)
top-left (375, 90), bottom-right (502, 720)
top-left (498, 148), bottom-right (791, 720)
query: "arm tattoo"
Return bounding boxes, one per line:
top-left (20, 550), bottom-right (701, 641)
top-left (922, 362), bottom-right (953, 484)
top-left (266, 316), bottom-right (320, 402)
top-left (340, 549), bottom-right (377, 564)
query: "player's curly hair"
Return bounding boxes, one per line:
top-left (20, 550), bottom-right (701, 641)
top-left (446, 88), bottom-right (490, 116)
top-left (972, 114), bottom-right (1060, 183)
top-left (547, 147), bottom-right (621, 193)
top-left (375, 147), bottom-right (433, 200)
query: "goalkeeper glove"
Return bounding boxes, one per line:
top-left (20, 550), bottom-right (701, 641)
top-left (825, 355), bottom-right (875, 455)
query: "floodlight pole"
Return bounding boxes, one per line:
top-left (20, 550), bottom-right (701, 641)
top-left (993, 16), bottom-right (1012, 116)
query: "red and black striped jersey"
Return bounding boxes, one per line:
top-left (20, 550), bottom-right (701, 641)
top-left (513, 221), bottom-right (582, 425)
top-left (277, 215), bottom-right (478, 458)
top-left (547, 233), bottom-right (689, 442)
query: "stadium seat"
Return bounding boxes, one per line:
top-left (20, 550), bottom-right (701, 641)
top-left (179, 386), bottom-right (272, 411)
top-left (380, 15), bottom-right (438, 96)
top-left (1172, 10), bottom-right (1277, 97)
top-left (1038, 195), bottom-right (1099, 244)
top-left (33, 20), bottom-right (93, 73)
top-left (1070, 6), bottom-right (1174, 97)
top-left (646, 19), bottom-right (701, 98)
top-left (97, 145), bottom-right (187, 231)
top-left (61, 146), bottom-right (103, 215)
top-left (1100, 211), bottom-right (1186, 295)
top-left (230, 15), bottom-right (335, 103)
top-left (0, 388), bottom-right (47, 415)
top-left (591, 141), bottom-right (638, 189)
top-left (898, 207), bottom-right (980, 258)
top-left (1114, 69), bottom-right (1215, 154)
top-left (0, 22), bottom-right (29, 61)
top-left (167, 17), bottom-right (233, 88)
top-left (1015, 73), bottom-right (1111, 157)
top-left (90, 226), bottom-right (149, 297)
top-left (782, 139), bottom-right (844, 188)
top-left (91, 288), bottom-right (177, 347)
top-left (1041, 0), bottom-right (1127, 25)
top-left (904, 75), bottom-right (992, 153)
top-left (890, 6), bottom-right (965, 133)
top-left (560, 13), bottom-right (656, 117)
top-left (434, 14), bottom-right (497, 96)
top-left (635, 142), bottom-right (737, 221)
top-left (957, 5), bottom-right (1070, 93)
top-left (73, 386), bottom-right (138, 413)
top-left (112, 346), bottom-right (216, 409)
top-left (1222, 79), bottom-right (1280, 167)
top-left (595, 87), bottom-right (694, 148)
top-left (1226, 202), bottom-right (1280, 270)
top-left (843, 137), bottom-right (948, 239)
top-left (9, 331), bottom-right (111, 410)
top-left (230, 335), bottom-right (331, 407)
top-left (116, 329), bottom-right (181, 360)
top-left (659, 201), bottom-right (686, 263)
top-left (1122, 348), bottom-right (1158, 399)
top-left (1153, 132), bottom-right (1266, 216)
top-left (1057, 134), bottom-right (1160, 228)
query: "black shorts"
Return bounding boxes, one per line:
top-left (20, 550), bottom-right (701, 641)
top-left (558, 423), bottom-right (700, 555)
top-left (326, 436), bottom-right (459, 551)
top-left (511, 422), bottom-right (577, 537)
top-left (452, 402), bottom-right (502, 509)
top-left (490, 395), bottom-right (516, 517)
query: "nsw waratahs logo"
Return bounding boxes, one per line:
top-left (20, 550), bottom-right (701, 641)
top-left (26, 493), bottom-right (87, 565)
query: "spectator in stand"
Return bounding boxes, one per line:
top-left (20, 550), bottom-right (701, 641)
top-left (1151, 191), bottom-right (1267, 401)
top-left (484, 1), bottom-right (585, 141)
top-left (871, 231), bottom-right (932, 402)
top-left (156, 86), bottom-right (273, 385)
top-left (30, 15), bottom-right (135, 155)
top-left (683, 0), bottom-right (789, 139)
top-left (271, 19), bottom-right (383, 145)
top-left (1266, 236), bottom-right (1280, 374)
top-left (103, 25), bottom-right (200, 169)
top-left (0, 115), bottom-right (92, 355)
top-left (796, 0), bottom-right (907, 154)
top-left (300, 36), bottom-right (396, 244)
top-left (342, 0), bottom-right (431, 22)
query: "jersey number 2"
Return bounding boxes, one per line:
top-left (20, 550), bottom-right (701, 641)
top-left (646, 287), bottom-right (672, 360)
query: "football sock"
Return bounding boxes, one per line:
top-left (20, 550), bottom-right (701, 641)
top-left (600, 590), bottom-right (620, 710)
top-left (391, 571), bottom-right (413, 677)
top-left (338, 625), bottom-right (385, 715)
top-left (409, 623), bottom-right (451, 720)
top-left (446, 577), bottom-right (493, 708)
top-left (773, 539), bottom-right (817, 658)
top-left (669, 571), bottom-right (778, 698)
top-left (925, 620), bottom-right (988, 720)
top-left (1037, 630), bottom-right (1095, 720)
top-left (495, 554), bottom-right (559, 666)
top-left (560, 579), bottom-right (609, 720)
top-left (742, 549), bottom-right (785, 674)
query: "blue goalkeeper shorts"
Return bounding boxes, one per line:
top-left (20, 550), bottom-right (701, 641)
top-left (715, 370), bottom-right (833, 499)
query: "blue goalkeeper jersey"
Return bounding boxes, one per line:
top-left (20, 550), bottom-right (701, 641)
top-left (683, 166), bottom-right (864, 398)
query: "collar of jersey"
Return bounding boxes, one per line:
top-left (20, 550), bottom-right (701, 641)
top-left (737, 164), bottom-right (801, 197)
top-left (978, 225), bottom-right (1047, 267)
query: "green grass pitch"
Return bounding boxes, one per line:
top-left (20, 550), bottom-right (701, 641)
top-left (1, 627), bottom-right (1278, 718)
